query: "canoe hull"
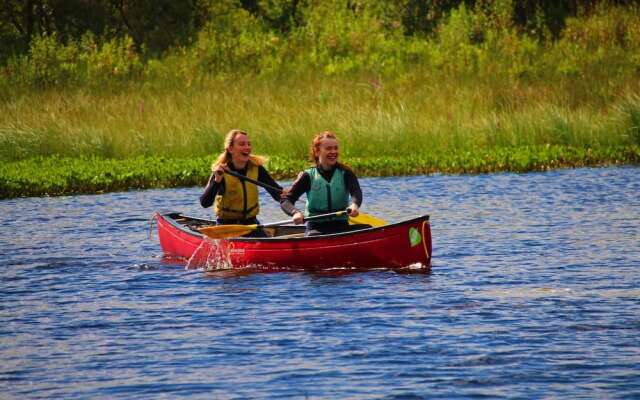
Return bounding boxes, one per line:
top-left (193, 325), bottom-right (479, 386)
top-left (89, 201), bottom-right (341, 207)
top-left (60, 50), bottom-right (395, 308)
top-left (156, 212), bottom-right (431, 271)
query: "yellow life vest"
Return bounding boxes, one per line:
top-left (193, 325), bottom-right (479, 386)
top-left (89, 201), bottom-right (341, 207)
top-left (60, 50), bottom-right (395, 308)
top-left (214, 163), bottom-right (260, 220)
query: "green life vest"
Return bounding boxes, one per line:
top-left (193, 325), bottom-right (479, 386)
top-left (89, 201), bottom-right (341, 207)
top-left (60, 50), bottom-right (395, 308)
top-left (214, 163), bottom-right (260, 220)
top-left (304, 166), bottom-right (349, 222)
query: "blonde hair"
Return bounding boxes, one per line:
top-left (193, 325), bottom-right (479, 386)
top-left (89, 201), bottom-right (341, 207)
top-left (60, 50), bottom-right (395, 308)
top-left (211, 129), bottom-right (265, 171)
top-left (309, 130), bottom-right (352, 171)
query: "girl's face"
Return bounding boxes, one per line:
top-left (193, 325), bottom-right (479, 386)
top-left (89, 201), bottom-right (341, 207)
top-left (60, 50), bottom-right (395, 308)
top-left (316, 137), bottom-right (339, 169)
top-left (228, 133), bottom-right (252, 167)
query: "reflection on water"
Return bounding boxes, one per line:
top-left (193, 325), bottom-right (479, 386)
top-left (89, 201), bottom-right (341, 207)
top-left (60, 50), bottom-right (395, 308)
top-left (1, 166), bottom-right (639, 399)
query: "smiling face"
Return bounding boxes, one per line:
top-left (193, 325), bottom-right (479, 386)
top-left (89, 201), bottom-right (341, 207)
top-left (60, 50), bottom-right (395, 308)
top-left (227, 133), bottom-right (252, 168)
top-left (315, 137), bottom-right (339, 170)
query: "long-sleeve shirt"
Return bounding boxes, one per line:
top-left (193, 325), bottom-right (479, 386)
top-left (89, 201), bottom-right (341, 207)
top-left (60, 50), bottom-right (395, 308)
top-left (280, 165), bottom-right (363, 216)
top-left (200, 164), bottom-right (283, 208)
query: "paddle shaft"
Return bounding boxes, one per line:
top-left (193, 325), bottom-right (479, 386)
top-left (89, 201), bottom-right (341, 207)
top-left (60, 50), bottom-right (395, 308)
top-left (259, 210), bottom-right (347, 229)
top-left (202, 161), bottom-right (387, 238)
top-left (224, 169), bottom-right (282, 193)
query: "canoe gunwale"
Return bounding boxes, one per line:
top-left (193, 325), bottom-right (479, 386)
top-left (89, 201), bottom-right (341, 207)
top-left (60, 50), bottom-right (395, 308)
top-left (156, 211), bottom-right (430, 242)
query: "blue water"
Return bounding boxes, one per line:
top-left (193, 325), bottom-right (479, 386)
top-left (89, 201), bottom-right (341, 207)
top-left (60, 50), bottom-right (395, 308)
top-left (1, 166), bottom-right (639, 399)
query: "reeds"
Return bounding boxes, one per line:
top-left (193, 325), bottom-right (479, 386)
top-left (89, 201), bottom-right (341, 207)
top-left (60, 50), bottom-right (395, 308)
top-left (1, 73), bottom-right (638, 163)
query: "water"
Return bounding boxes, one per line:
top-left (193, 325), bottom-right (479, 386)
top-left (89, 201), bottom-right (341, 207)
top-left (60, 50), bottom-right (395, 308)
top-left (1, 166), bottom-right (639, 399)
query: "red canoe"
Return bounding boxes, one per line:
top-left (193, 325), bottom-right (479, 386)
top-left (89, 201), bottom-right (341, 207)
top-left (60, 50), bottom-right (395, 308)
top-left (155, 211), bottom-right (432, 271)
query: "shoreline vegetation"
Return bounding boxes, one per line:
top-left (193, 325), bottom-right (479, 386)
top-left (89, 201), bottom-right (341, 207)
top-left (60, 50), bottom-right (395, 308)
top-left (1, 1), bottom-right (640, 198)
top-left (2, 146), bottom-right (638, 199)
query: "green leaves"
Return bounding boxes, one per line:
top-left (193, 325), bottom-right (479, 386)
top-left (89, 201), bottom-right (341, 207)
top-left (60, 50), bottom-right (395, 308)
top-left (0, 156), bottom-right (210, 198)
top-left (1, 146), bottom-right (638, 199)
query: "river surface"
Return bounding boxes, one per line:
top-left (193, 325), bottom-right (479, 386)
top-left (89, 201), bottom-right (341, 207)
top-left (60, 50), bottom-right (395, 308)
top-left (1, 166), bottom-right (639, 399)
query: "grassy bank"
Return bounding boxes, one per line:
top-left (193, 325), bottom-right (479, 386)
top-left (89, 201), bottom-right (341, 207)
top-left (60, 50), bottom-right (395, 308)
top-left (1, 3), bottom-right (639, 199)
top-left (2, 72), bottom-right (639, 199)
top-left (2, 72), bottom-right (640, 159)
top-left (2, 145), bottom-right (638, 199)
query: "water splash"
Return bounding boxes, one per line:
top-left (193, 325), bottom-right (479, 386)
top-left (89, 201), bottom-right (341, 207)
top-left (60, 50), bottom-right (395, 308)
top-left (185, 237), bottom-right (233, 271)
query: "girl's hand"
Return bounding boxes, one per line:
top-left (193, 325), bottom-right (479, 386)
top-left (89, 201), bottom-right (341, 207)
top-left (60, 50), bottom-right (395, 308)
top-left (347, 204), bottom-right (359, 218)
top-left (213, 164), bottom-right (227, 183)
top-left (292, 211), bottom-right (305, 225)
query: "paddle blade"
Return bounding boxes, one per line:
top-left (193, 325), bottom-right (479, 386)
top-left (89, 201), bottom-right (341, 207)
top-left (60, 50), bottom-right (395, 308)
top-left (349, 212), bottom-right (387, 227)
top-left (199, 224), bottom-right (257, 239)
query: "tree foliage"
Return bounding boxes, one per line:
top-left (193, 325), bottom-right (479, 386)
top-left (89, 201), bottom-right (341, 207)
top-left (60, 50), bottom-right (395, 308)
top-left (0, 0), bottom-right (211, 57)
top-left (2, 0), bottom-right (638, 60)
top-left (1, 0), bottom-right (639, 87)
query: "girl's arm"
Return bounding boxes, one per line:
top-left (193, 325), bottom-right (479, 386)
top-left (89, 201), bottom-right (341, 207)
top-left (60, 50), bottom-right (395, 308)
top-left (200, 174), bottom-right (223, 208)
top-left (344, 169), bottom-right (363, 207)
top-left (280, 171), bottom-right (311, 216)
top-left (257, 166), bottom-right (284, 202)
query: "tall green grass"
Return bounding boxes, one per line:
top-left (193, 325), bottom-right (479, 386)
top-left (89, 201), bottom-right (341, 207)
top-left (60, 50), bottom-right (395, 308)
top-left (1, 74), bottom-right (639, 163)
top-left (1, 3), bottom-right (639, 162)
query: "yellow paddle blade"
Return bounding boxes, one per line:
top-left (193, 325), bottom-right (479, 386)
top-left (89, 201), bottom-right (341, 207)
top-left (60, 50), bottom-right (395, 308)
top-left (349, 212), bottom-right (387, 227)
top-left (199, 224), bottom-right (258, 239)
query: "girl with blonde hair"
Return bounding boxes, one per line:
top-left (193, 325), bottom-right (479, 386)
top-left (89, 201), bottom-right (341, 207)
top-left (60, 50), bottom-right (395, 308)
top-left (200, 129), bottom-right (282, 236)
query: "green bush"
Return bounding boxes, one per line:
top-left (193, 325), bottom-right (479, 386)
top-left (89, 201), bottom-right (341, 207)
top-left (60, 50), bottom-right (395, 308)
top-left (2, 147), bottom-right (638, 199)
top-left (2, 2), bottom-right (639, 88)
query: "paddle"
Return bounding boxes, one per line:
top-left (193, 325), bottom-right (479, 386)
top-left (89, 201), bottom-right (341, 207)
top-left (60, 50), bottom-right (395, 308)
top-left (199, 210), bottom-right (349, 239)
top-left (223, 169), bottom-right (387, 227)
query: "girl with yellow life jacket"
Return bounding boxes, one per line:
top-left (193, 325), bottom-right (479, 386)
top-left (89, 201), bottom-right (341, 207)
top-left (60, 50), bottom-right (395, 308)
top-left (280, 131), bottom-right (370, 236)
top-left (200, 129), bottom-right (283, 237)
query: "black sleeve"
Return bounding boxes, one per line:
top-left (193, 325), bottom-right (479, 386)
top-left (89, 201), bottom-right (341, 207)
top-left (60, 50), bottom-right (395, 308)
top-left (344, 169), bottom-right (363, 207)
top-left (200, 173), bottom-right (224, 208)
top-left (258, 166), bottom-right (283, 202)
top-left (280, 171), bottom-right (311, 216)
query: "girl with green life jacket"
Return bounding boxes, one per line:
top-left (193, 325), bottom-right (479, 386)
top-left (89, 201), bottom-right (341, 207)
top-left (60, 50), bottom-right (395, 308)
top-left (281, 131), bottom-right (370, 236)
top-left (200, 129), bottom-right (283, 237)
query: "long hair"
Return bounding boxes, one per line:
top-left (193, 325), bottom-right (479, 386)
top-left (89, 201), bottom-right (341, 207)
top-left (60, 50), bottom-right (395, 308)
top-left (211, 129), bottom-right (265, 171)
top-left (309, 130), bottom-right (352, 171)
